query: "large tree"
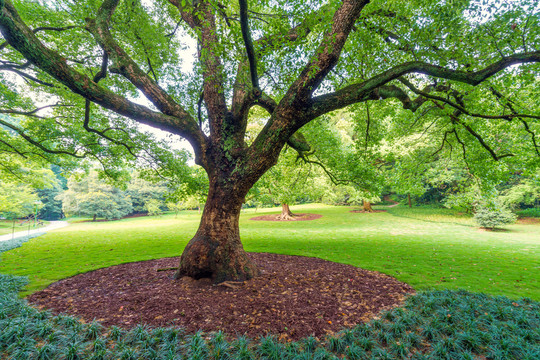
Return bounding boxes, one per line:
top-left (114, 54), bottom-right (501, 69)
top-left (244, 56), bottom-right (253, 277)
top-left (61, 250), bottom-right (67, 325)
top-left (0, 0), bottom-right (538, 282)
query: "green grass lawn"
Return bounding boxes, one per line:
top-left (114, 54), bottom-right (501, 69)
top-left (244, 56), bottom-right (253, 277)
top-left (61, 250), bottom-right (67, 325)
top-left (0, 219), bottom-right (14, 235)
top-left (0, 205), bottom-right (538, 300)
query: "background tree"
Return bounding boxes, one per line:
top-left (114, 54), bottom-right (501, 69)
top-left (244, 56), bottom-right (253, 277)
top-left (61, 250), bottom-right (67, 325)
top-left (0, 182), bottom-right (41, 219)
top-left (60, 171), bottom-right (133, 221)
top-left (253, 147), bottom-right (320, 220)
top-left (0, 0), bottom-right (538, 282)
top-left (126, 175), bottom-right (168, 214)
top-left (0, 156), bottom-right (55, 219)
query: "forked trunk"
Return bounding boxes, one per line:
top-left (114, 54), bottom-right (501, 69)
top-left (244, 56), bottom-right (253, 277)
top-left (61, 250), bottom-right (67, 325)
top-left (175, 183), bottom-right (259, 283)
top-left (276, 203), bottom-right (296, 220)
top-left (363, 200), bottom-right (374, 212)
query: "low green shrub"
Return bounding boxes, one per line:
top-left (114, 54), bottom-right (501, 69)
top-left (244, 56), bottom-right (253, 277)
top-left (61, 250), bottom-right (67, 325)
top-left (474, 206), bottom-right (517, 229)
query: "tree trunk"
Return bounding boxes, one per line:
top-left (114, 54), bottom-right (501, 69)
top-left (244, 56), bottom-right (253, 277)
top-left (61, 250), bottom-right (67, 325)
top-left (93, 214), bottom-right (97, 222)
top-left (175, 183), bottom-right (260, 283)
top-left (408, 193), bottom-right (412, 208)
top-left (276, 203), bottom-right (296, 220)
top-left (363, 200), bottom-right (374, 212)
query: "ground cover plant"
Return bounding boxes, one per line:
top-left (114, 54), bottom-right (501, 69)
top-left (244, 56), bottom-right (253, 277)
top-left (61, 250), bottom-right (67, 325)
top-left (1, 205), bottom-right (539, 300)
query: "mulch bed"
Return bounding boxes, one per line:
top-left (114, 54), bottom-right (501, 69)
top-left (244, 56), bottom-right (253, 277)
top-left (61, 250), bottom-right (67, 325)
top-left (517, 217), bottom-right (540, 225)
top-left (28, 253), bottom-right (414, 341)
top-left (250, 213), bottom-right (323, 221)
top-left (349, 210), bottom-right (388, 213)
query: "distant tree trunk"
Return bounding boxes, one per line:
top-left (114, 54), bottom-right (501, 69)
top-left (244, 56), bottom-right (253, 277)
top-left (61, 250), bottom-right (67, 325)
top-left (92, 214), bottom-right (97, 222)
top-left (276, 203), bottom-right (296, 220)
top-left (175, 178), bottom-right (260, 283)
top-left (408, 194), bottom-right (412, 208)
top-left (363, 200), bottom-right (374, 212)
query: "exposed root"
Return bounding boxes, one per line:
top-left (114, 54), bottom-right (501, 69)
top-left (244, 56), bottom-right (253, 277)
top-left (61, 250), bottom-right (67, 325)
top-left (275, 213), bottom-right (298, 221)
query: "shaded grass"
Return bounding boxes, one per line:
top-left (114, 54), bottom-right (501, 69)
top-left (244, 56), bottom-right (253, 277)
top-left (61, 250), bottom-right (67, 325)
top-left (0, 204), bottom-right (539, 300)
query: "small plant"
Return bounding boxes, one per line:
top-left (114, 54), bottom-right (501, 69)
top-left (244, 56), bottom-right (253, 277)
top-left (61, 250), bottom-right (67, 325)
top-left (474, 204), bottom-right (517, 230)
top-left (344, 344), bottom-right (364, 360)
top-left (84, 320), bottom-right (103, 340)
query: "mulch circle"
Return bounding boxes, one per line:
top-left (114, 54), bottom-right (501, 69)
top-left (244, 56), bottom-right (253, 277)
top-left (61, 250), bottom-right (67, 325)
top-left (349, 210), bottom-right (388, 213)
top-left (250, 213), bottom-right (322, 221)
top-left (28, 253), bottom-right (414, 341)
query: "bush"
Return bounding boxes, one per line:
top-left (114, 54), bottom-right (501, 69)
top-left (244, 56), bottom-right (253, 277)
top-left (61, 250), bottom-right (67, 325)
top-left (516, 208), bottom-right (540, 218)
top-left (474, 206), bottom-right (517, 229)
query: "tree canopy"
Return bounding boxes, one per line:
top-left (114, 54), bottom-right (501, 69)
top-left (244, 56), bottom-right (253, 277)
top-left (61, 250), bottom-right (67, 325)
top-left (0, 0), bottom-right (538, 281)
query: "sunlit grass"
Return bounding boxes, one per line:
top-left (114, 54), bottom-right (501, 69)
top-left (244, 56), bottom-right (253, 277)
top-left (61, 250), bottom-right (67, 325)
top-left (0, 204), bottom-right (538, 300)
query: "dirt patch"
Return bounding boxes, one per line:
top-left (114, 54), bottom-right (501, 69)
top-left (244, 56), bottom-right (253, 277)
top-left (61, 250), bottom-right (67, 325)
top-left (28, 253), bottom-right (414, 341)
top-left (517, 217), bottom-right (540, 225)
top-left (250, 213), bottom-right (322, 221)
top-left (350, 210), bottom-right (388, 213)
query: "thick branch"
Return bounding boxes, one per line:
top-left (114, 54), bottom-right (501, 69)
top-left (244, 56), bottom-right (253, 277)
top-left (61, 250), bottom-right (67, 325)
top-left (398, 78), bottom-right (540, 121)
top-left (231, 4), bottom-right (332, 122)
top-left (197, 2), bottom-right (228, 139)
top-left (282, 0), bottom-right (370, 106)
top-left (85, 0), bottom-right (192, 121)
top-left (308, 52), bottom-right (540, 119)
top-left (0, 0), bottom-right (207, 164)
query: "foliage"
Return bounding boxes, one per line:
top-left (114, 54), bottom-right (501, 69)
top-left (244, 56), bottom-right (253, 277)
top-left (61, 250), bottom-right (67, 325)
top-left (516, 207), bottom-right (540, 218)
top-left (474, 204), bottom-right (518, 229)
top-left (251, 147), bottom-right (321, 207)
top-left (0, 182), bottom-right (42, 218)
top-left (499, 170), bottom-right (540, 210)
top-left (59, 171), bottom-right (132, 220)
top-left (0, 158), bottom-right (58, 218)
top-left (144, 198), bottom-right (162, 216)
top-left (126, 175), bottom-right (168, 214)
top-left (0, 0), bottom-right (537, 209)
top-left (37, 183), bottom-right (64, 221)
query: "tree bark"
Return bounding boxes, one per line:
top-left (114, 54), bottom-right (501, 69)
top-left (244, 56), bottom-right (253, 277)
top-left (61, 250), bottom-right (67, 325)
top-left (363, 200), bottom-right (374, 212)
top-left (93, 214), bottom-right (97, 222)
top-left (175, 181), bottom-right (260, 283)
top-left (276, 203), bottom-right (296, 220)
top-left (408, 193), bottom-right (412, 208)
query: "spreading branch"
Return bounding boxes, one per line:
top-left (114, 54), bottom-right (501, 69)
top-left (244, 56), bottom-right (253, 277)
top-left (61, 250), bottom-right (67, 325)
top-left (307, 51), bottom-right (540, 120)
top-left (0, 117), bottom-right (88, 158)
top-left (0, 0), bottom-right (207, 164)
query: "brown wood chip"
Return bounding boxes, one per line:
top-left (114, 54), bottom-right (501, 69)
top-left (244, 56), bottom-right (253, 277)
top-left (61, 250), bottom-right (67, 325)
top-left (27, 253), bottom-right (414, 340)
